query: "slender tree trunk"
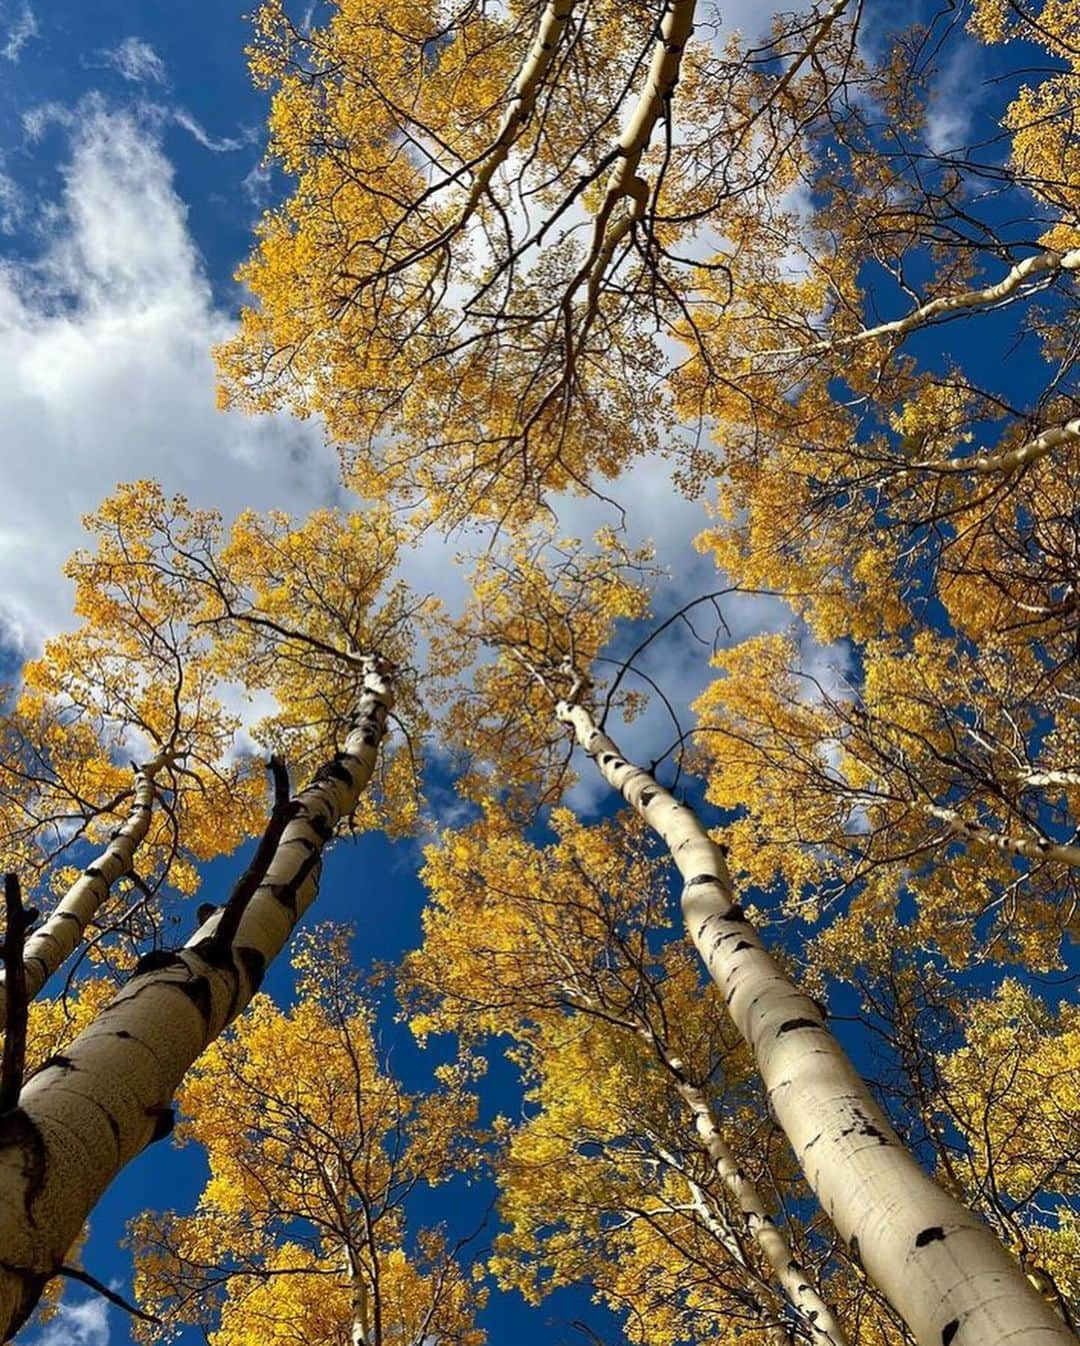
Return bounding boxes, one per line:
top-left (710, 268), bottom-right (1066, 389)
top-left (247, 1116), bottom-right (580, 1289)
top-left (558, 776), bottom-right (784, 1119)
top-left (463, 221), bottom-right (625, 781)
top-left (659, 1045), bottom-right (849, 1346)
top-left (925, 804), bottom-right (1080, 869)
top-left (462, 0), bottom-right (575, 219)
top-left (917, 417), bottom-right (1080, 476)
top-left (649, 1132), bottom-right (796, 1346)
top-left (556, 699), bottom-right (1074, 1346)
top-left (0, 668), bottom-right (393, 1341)
top-left (0, 752), bottom-right (174, 1030)
top-left (344, 1245), bottom-right (372, 1346)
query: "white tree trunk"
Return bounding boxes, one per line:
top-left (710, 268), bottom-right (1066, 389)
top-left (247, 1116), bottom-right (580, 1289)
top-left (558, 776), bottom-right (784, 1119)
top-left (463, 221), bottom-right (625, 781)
top-left (0, 669), bottom-right (393, 1341)
top-left (649, 1132), bottom-right (796, 1346)
top-left (462, 0), bottom-right (576, 219)
top-left (578, 0), bottom-right (696, 312)
top-left (755, 248), bottom-right (1080, 360)
top-left (661, 1048), bottom-right (849, 1346)
top-left (557, 699), bottom-right (1074, 1346)
top-left (917, 417), bottom-right (1080, 476)
top-left (0, 752), bottom-right (175, 1031)
top-left (925, 803), bottom-right (1080, 870)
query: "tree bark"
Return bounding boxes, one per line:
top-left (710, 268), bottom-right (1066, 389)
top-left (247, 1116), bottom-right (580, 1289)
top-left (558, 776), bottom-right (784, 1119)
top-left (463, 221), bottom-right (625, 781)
top-left (0, 751), bottom-right (175, 1031)
top-left (0, 668), bottom-right (392, 1341)
top-left (925, 803), bottom-right (1080, 870)
top-left (660, 1047), bottom-right (849, 1346)
top-left (556, 698), bottom-right (1074, 1346)
top-left (462, 0), bottom-right (576, 219)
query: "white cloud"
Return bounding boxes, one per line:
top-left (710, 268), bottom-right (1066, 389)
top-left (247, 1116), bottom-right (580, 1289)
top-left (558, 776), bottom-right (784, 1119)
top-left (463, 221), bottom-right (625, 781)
top-left (172, 109), bottom-right (253, 153)
top-left (99, 36), bottom-right (167, 86)
top-left (925, 39), bottom-right (982, 156)
top-left (0, 162), bottom-right (23, 233)
top-left (2, 1), bottom-right (36, 62)
top-left (25, 1295), bottom-right (110, 1346)
top-left (242, 158), bottom-right (274, 209)
top-left (0, 96), bottom-right (339, 654)
top-left (22, 100), bottom-right (71, 143)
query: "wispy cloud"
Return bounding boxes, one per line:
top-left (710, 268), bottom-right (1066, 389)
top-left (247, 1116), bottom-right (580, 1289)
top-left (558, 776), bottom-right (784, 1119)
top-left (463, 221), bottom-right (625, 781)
top-left (0, 164), bottom-right (23, 233)
top-left (24, 1295), bottom-right (110, 1346)
top-left (172, 109), bottom-right (253, 153)
top-left (99, 35), bottom-right (167, 86)
top-left (2, 1), bottom-right (38, 62)
top-left (242, 157), bottom-right (274, 209)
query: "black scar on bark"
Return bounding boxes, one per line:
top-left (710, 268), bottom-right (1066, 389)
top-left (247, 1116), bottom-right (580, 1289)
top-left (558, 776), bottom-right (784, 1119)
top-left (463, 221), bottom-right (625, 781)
top-left (686, 874), bottom-right (718, 888)
top-left (84, 866), bottom-right (105, 880)
top-left (942, 1319), bottom-right (960, 1346)
top-left (777, 1018), bottom-right (822, 1034)
top-left (639, 789), bottom-right (658, 808)
top-left (0, 1109), bottom-right (46, 1222)
top-left (306, 811), bottom-right (334, 842)
top-left (312, 755), bottom-right (355, 787)
top-left (916, 1226), bottom-right (946, 1247)
top-left (848, 1233), bottom-right (860, 1264)
top-left (34, 1055), bottom-right (76, 1077)
top-left (146, 1104), bottom-right (175, 1144)
top-left (175, 974), bottom-right (213, 1020)
top-left (236, 946), bottom-right (267, 995)
top-left (725, 904), bottom-right (747, 921)
top-left (733, 940), bottom-right (753, 952)
top-left (133, 948), bottom-right (185, 977)
top-left (265, 882), bottom-right (300, 915)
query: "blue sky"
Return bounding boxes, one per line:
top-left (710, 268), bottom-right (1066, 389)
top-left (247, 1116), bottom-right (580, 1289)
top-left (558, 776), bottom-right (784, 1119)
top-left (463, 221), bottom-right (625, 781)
top-left (1, 0), bottom-right (1070, 1342)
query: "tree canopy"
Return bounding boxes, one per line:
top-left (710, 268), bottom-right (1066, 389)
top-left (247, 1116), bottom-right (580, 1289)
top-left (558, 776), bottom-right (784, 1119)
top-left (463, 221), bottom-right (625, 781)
top-left (2, 1), bottom-right (1080, 1344)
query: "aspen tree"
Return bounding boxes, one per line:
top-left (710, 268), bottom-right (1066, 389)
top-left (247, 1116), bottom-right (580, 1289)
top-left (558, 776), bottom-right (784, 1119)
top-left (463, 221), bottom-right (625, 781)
top-left (131, 928), bottom-right (486, 1346)
top-left (446, 539), bottom-right (1075, 1346)
top-left (0, 749), bottom-right (175, 1029)
top-left (218, 0), bottom-right (863, 518)
top-left (0, 662), bottom-right (394, 1340)
top-left (554, 689), bottom-right (1074, 1346)
top-left (0, 488), bottom-right (428, 1338)
top-left (410, 808), bottom-right (854, 1346)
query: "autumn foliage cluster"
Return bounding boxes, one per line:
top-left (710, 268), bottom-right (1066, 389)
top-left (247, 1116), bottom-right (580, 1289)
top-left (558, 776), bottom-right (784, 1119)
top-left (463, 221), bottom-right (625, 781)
top-left (1, 1), bottom-right (1080, 1344)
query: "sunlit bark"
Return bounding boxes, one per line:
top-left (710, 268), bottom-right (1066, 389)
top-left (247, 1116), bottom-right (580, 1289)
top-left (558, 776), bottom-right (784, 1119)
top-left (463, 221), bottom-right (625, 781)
top-left (0, 669), bottom-right (392, 1341)
top-left (0, 750), bottom-right (175, 1030)
top-left (556, 697), bottom-right (1074, 1346)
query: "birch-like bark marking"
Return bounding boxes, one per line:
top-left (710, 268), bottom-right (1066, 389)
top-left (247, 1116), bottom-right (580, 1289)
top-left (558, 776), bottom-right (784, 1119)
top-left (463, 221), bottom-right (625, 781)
top-left (925, 804), bottom-right (1080, 870)
top-left (917, 417), bottom-right (1080, 476)
top-left (566, 975), bottom-right (845, 1341)
top-left (0, 669), bottom-right (392, 1341)
top-left (0, 753), bottom-right (174, 1031)
top-left (660, 1048), bottom-right (849, 1346)
top-left (556, 699), bottom-right (1074, 1346)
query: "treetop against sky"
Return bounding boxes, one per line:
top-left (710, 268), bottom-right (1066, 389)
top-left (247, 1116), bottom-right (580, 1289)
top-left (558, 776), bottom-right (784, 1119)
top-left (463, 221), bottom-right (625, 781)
top-left (0, 0), bottom-right (1079, 1344)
